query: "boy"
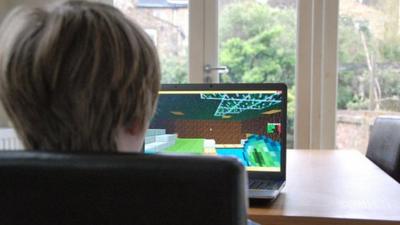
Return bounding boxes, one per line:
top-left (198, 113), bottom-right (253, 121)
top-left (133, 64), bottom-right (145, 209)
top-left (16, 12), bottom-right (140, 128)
top-left (0, 1), bottom-right (160, 152)
top-left (0, 3), bottom-right (259, 224)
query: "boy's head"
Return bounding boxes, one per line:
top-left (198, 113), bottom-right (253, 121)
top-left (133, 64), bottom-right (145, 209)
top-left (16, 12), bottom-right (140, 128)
top-left (0, 1), bottom-right (160, 152)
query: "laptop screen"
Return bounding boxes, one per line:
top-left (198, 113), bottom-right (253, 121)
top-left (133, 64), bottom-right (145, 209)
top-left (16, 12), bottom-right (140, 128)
top-left (145, 88), bottom-right (284, 172)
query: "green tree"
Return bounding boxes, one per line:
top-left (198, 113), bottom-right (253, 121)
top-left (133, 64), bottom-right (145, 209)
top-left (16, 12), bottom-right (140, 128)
top-left (338, 13), bottom-right (400, 111)
top-left (219, 1), bottom-right (296, 87)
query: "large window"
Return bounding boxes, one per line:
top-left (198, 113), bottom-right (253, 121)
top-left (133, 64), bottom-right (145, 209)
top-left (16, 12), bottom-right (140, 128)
top-left (0, 0), bottom-right (349, 151)
top-left (337, 0), bottom-right (400, 153)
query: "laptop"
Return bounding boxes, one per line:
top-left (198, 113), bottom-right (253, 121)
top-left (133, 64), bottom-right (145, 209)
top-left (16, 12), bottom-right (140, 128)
top-left (144, 83), bottom-right (287, 199)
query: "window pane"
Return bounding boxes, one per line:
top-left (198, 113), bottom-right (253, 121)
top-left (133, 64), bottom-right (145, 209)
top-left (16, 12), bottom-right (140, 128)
top-left (337, 0), bottom-right (400, 153)
top-left (114, 0), bottom-right (189, 84)
top-left (218, 0), bottom-right (297, 148)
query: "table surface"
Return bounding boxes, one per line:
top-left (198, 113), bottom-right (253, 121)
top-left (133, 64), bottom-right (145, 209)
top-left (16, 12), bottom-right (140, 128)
top-left (248, 150), bottom-right (400, 225)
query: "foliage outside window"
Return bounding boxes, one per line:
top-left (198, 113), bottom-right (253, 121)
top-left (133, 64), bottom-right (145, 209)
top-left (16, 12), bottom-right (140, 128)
top-left (337, 0), bottom-right (400, 153)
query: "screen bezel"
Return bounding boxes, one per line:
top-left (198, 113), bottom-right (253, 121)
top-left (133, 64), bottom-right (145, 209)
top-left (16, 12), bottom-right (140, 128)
top-left (148, 83), bottom-right (287, 181)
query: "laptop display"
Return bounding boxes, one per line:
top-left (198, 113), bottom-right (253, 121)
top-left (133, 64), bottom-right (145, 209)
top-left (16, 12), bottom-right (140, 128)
top-left (145, 84), bottom-right (285, 173)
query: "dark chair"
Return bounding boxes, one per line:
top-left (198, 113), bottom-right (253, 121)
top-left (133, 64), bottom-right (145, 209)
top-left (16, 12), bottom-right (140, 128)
top-left (366, 116), bottom-right (400, 183)
top-left (0, 151), bottom-right (247, 225)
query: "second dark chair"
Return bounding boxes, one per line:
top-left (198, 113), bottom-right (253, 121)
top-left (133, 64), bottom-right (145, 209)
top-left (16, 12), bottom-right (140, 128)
top-left (366, 116), bottom-right (400, 183)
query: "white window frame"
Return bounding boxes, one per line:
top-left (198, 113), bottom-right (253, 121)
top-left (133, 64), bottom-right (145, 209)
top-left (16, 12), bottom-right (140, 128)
top-left (189, 0), bottom-right (219, 83)
top-left (296, 0), bottom-right (339, 149)
top-left (189, 0), bottom-right (339, 149)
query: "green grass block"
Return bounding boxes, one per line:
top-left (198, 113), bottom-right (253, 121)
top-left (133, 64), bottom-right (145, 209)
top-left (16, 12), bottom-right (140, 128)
top-left (165, 138), bottom-right (205, 154)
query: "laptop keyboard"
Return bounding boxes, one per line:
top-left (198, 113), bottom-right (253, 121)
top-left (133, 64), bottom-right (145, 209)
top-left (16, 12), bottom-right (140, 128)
top-left (248, 179), bottom-right (279, 190)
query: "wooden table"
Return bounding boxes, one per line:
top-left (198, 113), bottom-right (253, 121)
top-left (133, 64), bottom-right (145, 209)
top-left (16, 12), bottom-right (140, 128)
top-left (248, 150), bottom-right (400, 225)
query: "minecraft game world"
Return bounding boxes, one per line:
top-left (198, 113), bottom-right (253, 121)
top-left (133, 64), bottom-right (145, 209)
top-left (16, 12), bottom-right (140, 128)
top-left (145, 90), bottom-right (283, 172)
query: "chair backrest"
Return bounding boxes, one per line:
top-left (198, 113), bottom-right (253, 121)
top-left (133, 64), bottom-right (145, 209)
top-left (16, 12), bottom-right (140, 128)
top-left (366, 116), bottom-right (400, 183)
top-left (0, 151), bottom-right (247, 225)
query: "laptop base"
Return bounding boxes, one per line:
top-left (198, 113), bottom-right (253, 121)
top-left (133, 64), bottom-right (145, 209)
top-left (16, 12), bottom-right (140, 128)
top-left (248, 181), bottom-right (285, 199)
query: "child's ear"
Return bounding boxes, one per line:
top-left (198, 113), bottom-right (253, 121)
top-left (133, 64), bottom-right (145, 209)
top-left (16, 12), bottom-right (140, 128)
top-left (126, 121), bottom-right (143, 135)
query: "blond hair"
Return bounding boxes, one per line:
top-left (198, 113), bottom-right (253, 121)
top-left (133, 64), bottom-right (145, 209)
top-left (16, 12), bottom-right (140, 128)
top-left (0, 1), bottom-right (160, 151)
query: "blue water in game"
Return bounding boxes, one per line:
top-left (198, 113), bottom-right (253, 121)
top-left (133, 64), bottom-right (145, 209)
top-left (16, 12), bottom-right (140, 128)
top-left (216, 148), bottom-right (248, 166)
